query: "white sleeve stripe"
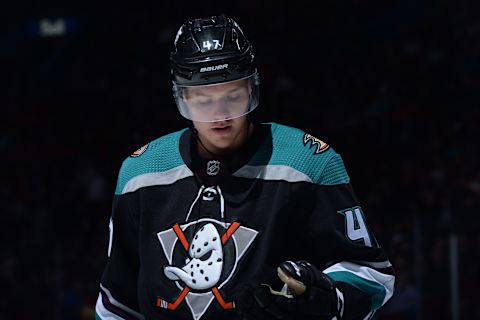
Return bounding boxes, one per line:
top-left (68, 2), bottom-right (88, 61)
top-left (324, 261), bottom-right (395, 310)
top-left (335, 288), bottom-right (345, 317)
top-left (121, 165), bottom-right (194, 194)
top-left (364, 309), bottom-right (376, 320)
top-left (97, 284), bottom-right (144, 319)
top-left (96, 294), bottom-right (125, 319)
top-left (351, 259), bottom-right (392, 269)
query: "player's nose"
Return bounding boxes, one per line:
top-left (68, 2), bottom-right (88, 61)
top-left (211, 101), bottom-right (231, 121)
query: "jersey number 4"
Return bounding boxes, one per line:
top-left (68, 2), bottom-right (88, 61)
top-left (338, 207), bottom-right (377, 247)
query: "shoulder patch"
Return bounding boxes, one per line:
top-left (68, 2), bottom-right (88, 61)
top-left (130, 143), bottom-right (149, 157)
top-left (303, 133), bottom-right (330, 155)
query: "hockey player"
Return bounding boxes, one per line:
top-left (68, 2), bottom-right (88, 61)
top-left (95, 14), bottom-right (395, 320)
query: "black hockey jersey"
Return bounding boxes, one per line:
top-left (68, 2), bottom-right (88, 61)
top-left (95, 122), bottom-right (395, 320)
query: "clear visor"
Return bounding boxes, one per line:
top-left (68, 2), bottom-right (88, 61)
top-left (173, 73), bottom-right (259, 122)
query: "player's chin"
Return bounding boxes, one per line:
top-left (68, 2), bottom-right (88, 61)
top-left (209, 136), bottom-right (236, 150)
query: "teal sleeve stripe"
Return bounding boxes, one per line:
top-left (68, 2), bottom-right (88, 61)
top-left (95, 312), bottom-right (101, 320)
top-left (115, 129), bottom-right (187, 194)
top-left (249, 123), bottom-right (349, 185)
top-left (328, 271), bottom-right (386, 311)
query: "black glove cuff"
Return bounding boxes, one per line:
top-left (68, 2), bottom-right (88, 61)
top-left (294, 261), bottom-right (342, 319)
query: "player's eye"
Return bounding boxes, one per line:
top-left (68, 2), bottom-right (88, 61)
top-left (226, 94), bottom-right (240, 102)
top-left (192, 99), bottom-right (213, 107)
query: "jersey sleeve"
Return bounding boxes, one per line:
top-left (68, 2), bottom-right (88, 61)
top-left (95, 169), bottom-right (144, 320)
top-left (308, 152), bottom-right (396, 319)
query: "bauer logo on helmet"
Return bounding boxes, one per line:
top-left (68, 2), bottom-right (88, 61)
top-left (200, 64), bottom-right (229, 73)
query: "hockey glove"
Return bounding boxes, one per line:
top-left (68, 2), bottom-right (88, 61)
top-left (235, 260), bottom-right (343, 320)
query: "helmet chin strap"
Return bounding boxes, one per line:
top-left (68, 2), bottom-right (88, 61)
top-left (193, 121), bottom-right (253, 158)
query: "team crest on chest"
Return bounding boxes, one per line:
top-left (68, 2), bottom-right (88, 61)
top-left (156, 218), bottom-right (258, 320)
top-left (303, 133), bottom-right (329, 155)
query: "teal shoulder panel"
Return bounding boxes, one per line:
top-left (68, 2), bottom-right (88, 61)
top-left (249, 123), bottom-right (349, 185)
top-left (319, 152), bottom-right (350, 185)
top-left (114, 128), bottom-right (187, 194)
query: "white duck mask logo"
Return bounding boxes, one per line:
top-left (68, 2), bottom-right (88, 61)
top-left (164, 223), bottom-right (223, 290)
top-left (157, 218), bottom-right (258, 320)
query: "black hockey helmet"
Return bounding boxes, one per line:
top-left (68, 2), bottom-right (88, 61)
top-left (170, 14), bottom-right (257, 86)
top-left (170, 14), bottom-right (260, 123)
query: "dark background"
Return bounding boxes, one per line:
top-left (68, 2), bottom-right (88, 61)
top-left (2, 1), bottom-right (480, 319)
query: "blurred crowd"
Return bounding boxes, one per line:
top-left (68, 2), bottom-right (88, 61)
top-left (2, 1), bottom-right (479, 319)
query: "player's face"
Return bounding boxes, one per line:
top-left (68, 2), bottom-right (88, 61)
top-left (189, 80), bottom-right (252, 155)
top-left (183, 79), bottom-right (250, 122)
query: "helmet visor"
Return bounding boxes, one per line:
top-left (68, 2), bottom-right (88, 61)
top-left (173, 73), bottom-right (259, 122)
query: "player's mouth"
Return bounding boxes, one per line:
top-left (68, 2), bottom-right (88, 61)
top-left (211, 125), bottom-right (232, 135)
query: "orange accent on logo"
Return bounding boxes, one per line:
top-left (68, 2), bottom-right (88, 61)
top-left (156, 287), bottom-right (190, 310)
top-left (211, 287), bottom-right (234, 309)
top-left (221, 221), bottom-right (240, 244)
top-left (173, 223), bottom-right (189, 251)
